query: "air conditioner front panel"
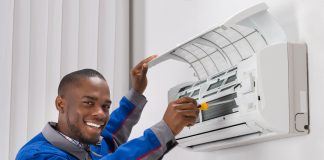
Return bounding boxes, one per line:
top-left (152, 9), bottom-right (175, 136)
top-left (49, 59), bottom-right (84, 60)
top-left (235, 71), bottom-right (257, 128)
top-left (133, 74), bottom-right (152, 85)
top-left (176, 108), bottom-right (267, 139)
top-left (177, 123), bottom-right (260, 148)
top-left (256, 43), bottom-right (289, 133)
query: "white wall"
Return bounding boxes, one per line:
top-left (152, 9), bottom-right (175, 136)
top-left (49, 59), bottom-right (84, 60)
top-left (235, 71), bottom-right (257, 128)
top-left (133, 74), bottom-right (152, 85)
top-left (131, 0), bottom-right (324, 159)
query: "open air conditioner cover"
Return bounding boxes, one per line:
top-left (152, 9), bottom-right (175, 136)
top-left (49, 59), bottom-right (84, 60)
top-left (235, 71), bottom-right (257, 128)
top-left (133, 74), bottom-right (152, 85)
top-left (148, 3), bottom-right (309, 151)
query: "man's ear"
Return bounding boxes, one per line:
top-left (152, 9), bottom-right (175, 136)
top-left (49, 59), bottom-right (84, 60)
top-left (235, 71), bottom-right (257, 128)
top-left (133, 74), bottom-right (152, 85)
top-left (55, 96), bottom-right (65, 113)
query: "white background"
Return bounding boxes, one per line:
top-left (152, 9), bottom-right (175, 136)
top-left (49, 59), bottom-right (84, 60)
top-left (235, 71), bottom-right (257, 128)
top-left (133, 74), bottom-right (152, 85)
top-left (130, 0), bottom-right (324, 159)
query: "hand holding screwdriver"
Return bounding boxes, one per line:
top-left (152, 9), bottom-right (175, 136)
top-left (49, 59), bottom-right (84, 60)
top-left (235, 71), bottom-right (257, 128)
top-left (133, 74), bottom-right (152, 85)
top-left (163, 97), bottom-right (200, 135)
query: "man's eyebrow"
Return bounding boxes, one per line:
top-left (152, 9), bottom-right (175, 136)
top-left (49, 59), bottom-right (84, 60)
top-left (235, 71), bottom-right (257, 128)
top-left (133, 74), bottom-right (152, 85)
top-left (83, 96), bottom-right (112, 104)
top-left (105, 99), bottom-right (112, 104)
top-left (82, 96), bottom-right (98, 101)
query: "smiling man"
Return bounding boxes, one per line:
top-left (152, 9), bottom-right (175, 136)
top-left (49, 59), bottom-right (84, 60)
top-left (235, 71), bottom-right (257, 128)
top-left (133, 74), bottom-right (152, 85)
top-left (16, 56), bottom-right (199, 160)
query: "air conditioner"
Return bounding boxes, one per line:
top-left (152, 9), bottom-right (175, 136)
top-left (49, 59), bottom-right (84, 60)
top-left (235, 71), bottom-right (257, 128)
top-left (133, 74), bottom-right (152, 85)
top-left (148, 3), bottom-right (309, 151)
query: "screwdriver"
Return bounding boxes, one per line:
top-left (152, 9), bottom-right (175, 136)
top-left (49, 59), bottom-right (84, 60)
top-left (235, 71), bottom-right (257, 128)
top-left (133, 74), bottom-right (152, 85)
top-left (198, 102), bottom-right (208, 110)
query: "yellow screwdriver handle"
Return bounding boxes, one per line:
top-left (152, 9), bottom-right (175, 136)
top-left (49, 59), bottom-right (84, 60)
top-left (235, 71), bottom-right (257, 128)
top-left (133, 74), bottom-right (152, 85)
top-left (198, 102), bottom-right (208, 110)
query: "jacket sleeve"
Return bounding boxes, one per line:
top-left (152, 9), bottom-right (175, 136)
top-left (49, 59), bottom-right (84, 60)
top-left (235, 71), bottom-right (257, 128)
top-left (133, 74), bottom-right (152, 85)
top-left (101, 89), bottom-right (147, 147)
top-left (100, 120), bottom-right (178, 160)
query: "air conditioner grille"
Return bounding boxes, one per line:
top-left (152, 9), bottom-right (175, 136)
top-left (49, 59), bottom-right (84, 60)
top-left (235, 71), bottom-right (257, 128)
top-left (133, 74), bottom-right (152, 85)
top-left (202, 93), bottom-right (238, 121)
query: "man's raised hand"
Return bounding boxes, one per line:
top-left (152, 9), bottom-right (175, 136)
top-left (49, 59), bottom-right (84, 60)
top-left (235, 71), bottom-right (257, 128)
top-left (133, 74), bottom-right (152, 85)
top-left (131, 55), bottom-right (158, 94)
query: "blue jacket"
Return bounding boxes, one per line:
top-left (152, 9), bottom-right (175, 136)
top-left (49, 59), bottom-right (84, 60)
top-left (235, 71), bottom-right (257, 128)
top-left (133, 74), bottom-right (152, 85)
top-left (16, 90), bottom-right (177, 160)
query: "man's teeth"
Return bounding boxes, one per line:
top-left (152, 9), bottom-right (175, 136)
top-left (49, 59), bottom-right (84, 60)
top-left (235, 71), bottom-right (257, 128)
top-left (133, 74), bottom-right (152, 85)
top-left (86, 122), bottom-right (101, 128)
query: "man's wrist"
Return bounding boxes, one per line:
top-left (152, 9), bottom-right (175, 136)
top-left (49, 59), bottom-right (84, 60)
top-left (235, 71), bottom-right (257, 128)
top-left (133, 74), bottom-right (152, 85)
top-left (125, 88), bottom-right (147, 109)
top-left (150, 120), bottom-right (178, 153)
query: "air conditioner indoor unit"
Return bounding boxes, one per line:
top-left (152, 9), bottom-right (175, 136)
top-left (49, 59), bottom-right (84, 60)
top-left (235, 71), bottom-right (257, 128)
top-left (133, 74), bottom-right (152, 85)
top-left (148, 3), bottom-right (309, 151)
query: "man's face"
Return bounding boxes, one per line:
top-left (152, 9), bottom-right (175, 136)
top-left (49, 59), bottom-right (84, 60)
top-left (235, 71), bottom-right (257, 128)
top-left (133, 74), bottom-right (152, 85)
top-left (59, 77), bottom-right (111, 144)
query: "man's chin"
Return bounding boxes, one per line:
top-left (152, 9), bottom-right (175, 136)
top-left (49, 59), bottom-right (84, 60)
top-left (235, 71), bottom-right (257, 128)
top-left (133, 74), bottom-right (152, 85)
top-left (81, 135), bottom-right (101, 145)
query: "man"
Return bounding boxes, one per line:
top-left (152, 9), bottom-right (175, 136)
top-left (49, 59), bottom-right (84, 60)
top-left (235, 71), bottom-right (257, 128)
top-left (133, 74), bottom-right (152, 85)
top-left (16, 56), bottom-right (199, 160)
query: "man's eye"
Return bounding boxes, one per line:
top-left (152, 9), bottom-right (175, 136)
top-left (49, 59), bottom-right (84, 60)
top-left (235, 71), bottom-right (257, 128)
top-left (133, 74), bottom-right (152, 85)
top-left (102, 104), bottom-right (111, 110)
top-left (84, 101), bottom-right (94, 105)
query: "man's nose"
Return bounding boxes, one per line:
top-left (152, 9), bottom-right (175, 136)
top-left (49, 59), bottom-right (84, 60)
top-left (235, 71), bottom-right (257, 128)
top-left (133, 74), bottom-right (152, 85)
top-left (93, 105), bottom-right (107, 119)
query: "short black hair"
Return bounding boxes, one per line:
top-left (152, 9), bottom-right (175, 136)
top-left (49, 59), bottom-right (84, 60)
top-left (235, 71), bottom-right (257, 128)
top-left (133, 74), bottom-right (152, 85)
top-left (58, 69), bottom-right (106, 96)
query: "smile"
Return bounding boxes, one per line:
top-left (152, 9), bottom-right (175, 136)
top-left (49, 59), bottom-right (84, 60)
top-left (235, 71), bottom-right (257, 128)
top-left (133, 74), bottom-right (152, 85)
top-left (85, 122), bottom-right (103, 128)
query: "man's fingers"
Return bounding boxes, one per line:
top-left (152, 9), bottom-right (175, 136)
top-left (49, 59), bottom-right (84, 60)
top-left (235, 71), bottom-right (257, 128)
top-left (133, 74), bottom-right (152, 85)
top-left (134, 55), bottom-right (158, 70)
top-left (174, 102), bottom-right (199, 118)
top-left (173, 103), bottom-right (198, 110)
top-left (142, 55), bottom-right (158, 64)
top-left (177, 109), bottom-right (199, 118)
top-left (141, 63), bottom-right (148, 76)
top-left (175, 97), bottom-right (197, 106)
top-left (164, 98), bottom-right (200, 135)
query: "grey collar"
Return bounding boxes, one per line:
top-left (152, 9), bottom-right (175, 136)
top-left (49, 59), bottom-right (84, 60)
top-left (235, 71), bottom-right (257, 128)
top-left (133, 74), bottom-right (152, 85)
top-left (42, 122), bottom-right (91, 160)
